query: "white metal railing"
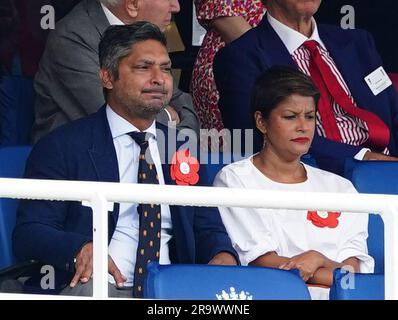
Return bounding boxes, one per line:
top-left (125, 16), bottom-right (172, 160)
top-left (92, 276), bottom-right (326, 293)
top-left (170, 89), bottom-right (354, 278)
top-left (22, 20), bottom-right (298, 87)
top-left (0, 177), bottom-right (398, 300)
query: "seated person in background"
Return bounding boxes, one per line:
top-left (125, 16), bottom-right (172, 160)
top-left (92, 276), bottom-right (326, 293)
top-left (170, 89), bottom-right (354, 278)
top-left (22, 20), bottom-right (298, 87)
top-left (214, 0), bottom-right (398, 175)
top-left (14, 23), bottom-right (238, 298)
top-left (191, 0), bottom-right (266, 131)
top-left (214, 66), bottom-right (374, 300)
top-left (33, 0), bottom-right (199, 143)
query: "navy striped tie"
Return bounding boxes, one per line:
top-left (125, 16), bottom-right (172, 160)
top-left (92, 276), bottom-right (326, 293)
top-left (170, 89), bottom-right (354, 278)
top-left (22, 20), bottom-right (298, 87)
top-left (128, 132), bottom-right (161, 298)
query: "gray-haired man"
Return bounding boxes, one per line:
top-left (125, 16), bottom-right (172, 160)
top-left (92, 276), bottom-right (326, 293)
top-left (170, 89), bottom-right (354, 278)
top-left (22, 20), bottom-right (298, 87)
top-left (33, 0), bottom-right (199, 143)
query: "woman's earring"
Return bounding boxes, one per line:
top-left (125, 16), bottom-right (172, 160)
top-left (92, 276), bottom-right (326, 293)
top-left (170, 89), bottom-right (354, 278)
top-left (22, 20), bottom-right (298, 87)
top-left (262, 134), bottom-right (267, 149)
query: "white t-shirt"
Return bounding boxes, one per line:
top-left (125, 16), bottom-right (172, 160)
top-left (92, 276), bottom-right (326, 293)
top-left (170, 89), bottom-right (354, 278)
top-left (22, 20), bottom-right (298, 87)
top-left (214, 156), bottom-right (374, 299)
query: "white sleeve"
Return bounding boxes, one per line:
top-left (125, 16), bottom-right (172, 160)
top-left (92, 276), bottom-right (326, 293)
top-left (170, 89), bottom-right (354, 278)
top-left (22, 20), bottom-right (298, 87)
top-left (354, 148), bottom-right (371, 160)
top-left (335, 184), bottom-right (375, 273)
top-left (213, 168), bottom-right (280, 265)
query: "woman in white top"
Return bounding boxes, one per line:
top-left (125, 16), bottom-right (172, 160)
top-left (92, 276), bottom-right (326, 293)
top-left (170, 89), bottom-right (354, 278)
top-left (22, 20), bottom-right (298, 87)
top-left (214, 66), bottom-right (374, 299)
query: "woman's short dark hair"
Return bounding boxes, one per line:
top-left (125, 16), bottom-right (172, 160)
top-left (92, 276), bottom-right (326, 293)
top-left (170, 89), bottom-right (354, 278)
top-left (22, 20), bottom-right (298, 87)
top-left (250, 66), bottom-right (320, 119)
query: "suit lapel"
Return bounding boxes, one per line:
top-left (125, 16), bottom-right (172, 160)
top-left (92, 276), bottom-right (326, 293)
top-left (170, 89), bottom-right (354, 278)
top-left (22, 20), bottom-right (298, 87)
top-left (155, 123), bottom-right (194, 236)
top-left (88, 106), bottom-right (120, 223)
top-left (257, 18), bottom-right (298, 69)
top-left (85, 0), bottom-right (110, 36)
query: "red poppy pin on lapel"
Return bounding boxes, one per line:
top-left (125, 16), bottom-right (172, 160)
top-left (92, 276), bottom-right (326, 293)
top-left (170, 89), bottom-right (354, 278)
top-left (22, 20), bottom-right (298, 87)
top-left (307, 211), bottom-right (341, 228)
top-left (170, 149), bottom-right (199, 186)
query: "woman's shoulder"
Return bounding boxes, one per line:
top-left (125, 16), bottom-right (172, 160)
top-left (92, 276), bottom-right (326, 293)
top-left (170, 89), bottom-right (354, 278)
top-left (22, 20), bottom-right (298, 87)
top-left (304, 164), bottom-right (356, 191)
top-left (213, 157), bottom-right (253, 186)
top-left (220, 156), bottom-right (253, 173)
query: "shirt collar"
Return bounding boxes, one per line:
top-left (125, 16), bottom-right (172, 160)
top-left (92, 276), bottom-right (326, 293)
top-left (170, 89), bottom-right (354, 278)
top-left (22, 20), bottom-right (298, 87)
top-left (267, 12), bottom-right (326, 54)
top-left (101, 3), bottom-right (124, 26)
top-left (106, 105), bottom-right (157, 140)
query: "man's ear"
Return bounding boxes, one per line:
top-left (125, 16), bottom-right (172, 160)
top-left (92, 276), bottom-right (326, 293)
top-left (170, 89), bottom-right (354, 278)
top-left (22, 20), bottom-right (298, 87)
top-left (254, 111), bottom-right (267, 135)
top-left (100, 69), bottom-right (114, 90)
top-left (125, 0), bottom-right (139, 18)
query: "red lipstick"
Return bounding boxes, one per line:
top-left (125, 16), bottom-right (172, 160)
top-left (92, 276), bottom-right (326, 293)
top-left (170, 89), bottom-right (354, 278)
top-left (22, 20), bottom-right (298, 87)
top-left (291, 137), bottom-right (310, 143)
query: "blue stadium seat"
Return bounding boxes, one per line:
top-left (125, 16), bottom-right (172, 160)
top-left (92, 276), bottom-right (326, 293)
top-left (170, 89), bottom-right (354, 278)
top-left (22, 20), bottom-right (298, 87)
top-left (330, 270), bottom-right (384, 300)
top-left (144, 262), bottom-right (311, 300)
top-left (0, 146), bottom-right (32, 269)
top-left (0, 76), bottom-right (35, 145)
top-left (345, 159), bottom-right (398, 195)
top-left (330, 160), bottom-right (398, 299)
top-left (344, 160), bottom-right (398, 274)
top-left (204, 152), bottom-right (246, 184)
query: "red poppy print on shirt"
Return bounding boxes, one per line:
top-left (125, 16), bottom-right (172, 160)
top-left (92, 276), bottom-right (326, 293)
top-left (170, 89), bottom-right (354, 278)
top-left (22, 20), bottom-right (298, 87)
top-left (307, 211), bottom-right (341, 228)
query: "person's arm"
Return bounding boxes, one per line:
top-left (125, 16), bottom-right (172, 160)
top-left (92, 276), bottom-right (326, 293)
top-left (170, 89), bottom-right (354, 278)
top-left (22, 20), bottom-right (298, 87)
top-left (208, 251), bottom-right (238, 265)
top-left (169, 88), bottom-right (200, 135)
top-left (250, 250), bottom-right (359, 286)
top-left (41, 30), bottom-right (106, 120)
top-left (13, 133), bottom-right (91, 272)
top-left (363, 151), bottom-right (398, 160)
top-left (210, 16), bottom-right (252, 44)
top-left (213, 168), bottom-right (281, 266)
top-left (193, 205), bottom-right (239, 265)
top-left (192, 164), bottom-right (239, 264)
top-left (250, 251), bottom-right (290, 269)
top-left (307, 257), bottom-right (360, 286)
top-left (281, 251), bottom-right (360, 286)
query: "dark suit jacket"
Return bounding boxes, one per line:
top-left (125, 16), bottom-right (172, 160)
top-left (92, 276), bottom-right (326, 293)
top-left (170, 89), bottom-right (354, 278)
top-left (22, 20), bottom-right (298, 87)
top-left (13, 106), bottom-right (237, 288)
top-left (32, 0), bottom-right (199, 143)
top-left (214, 17), bottom-right (398, 175)
top-left (315, 0), bottom-right (398, 73)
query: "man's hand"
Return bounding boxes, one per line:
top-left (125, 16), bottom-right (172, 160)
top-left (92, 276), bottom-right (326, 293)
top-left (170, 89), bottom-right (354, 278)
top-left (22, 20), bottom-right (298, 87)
top-left (70, 242), bottom-right (126, 288)
top-left (208, 252), bottom-right (238, 266)
top-left (279, 250), bottom-right (325, 282)
top-left (108, 255), bottom-right (127, 288)
top-left (70, 242), bottom-right (93, 287)
top-left (363, 151), bottom-right (398, 161)
top-left (165, 106), bottom-right (180, 124)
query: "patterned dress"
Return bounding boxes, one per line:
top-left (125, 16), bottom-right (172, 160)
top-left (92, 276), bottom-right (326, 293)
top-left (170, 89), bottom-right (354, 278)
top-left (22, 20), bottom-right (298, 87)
top-left (192, 0), bottom-right (266, 130)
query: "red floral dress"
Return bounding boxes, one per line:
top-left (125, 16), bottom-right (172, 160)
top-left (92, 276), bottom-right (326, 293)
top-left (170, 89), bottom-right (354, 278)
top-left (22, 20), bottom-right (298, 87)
top-left (192, 0), bottom-right (266, 130)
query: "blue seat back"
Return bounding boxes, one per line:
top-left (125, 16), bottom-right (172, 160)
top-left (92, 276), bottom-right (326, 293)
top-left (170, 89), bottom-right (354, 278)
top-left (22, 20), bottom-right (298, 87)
top-left (0, 146), bottom-right (32, 269)
top-left (345, 160), bottom-right (398, 274)
top-left (0, 76), bottom-right (35, 145)
top-left (144, 262), bottom-right (311, 300)
top-left (204, 152), bottom-right (246, 184)
top-left (330, 269), bottom-right (384, 300)
top-left (345, 160), bottom-right (398, 194)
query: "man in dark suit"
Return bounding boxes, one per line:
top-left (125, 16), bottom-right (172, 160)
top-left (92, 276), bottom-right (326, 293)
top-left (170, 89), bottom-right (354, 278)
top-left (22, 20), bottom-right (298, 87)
top-left (14, 22), bottom-right (237, 297)
top-left (33, 0), bottom-right (200, 143)
top-left (315, 0), bottom-right (398, 73)
top-left (214, 0), bottom-right (398, 175)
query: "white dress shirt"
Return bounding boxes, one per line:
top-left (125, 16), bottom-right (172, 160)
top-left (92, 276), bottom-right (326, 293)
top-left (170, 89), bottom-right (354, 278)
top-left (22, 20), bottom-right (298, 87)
top-left (267, 13), bottom-right (375, 159)
top-left (101, 3), bottom-right (124, 25)
top-left (106, 106), bottom-right (173, 286)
